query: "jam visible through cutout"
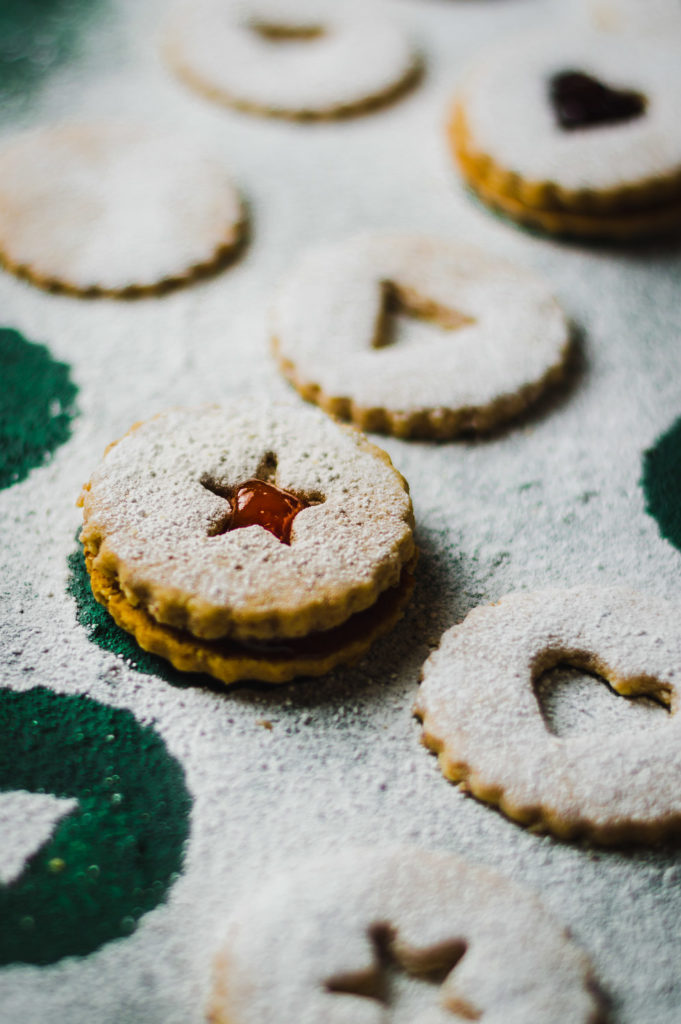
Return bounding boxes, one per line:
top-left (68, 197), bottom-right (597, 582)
top-left (229, 479), bottom-right (308, 544)
top-left (550, 70), bottom-right (646, 130)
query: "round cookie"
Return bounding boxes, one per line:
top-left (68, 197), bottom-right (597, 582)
top-left (208, 846), bottom-right (603, 1024)
top-left (416, 587), bottom-right (681, 844)
top-left (163, 0), bottom-right (421, 120)
top-left (0, 122), bottom-right (245, 296)
top-left (79, 403), bottom-right (416, 685)
top-left (451, 30), bottom-right (681, 240)
top-left (271, 234), bottom-right (570, 439)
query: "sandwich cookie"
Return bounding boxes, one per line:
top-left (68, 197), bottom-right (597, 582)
top-left (79, 403), bottom-right (416, 685)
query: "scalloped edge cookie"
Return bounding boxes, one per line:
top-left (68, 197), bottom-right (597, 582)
top-left (450, 30), bottom-right (681, 240)
top-left (271, 234), bottom-right (571, 439)
top-left (416, 587), bottom-right (681, 844)
top-left (86, 551), bottom-right (415, 685)
top-left (79, 404), bottom-right (417, 682)
top-left (163, 0), bottom-right (422, 121)
top-left (0, 122), bottom-right (246, 297)
top-left (208, 846), bottom-right (605, 1024)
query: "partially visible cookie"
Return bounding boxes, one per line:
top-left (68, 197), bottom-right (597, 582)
top-left (271, 234), bottom-right (570, 439)
top-left (578, 0), bottom-right (681, 36)
top-left (163, 0), bottom-right (421, 120)
top-left (450, 30), bottom-right (681, 240)
top-left (0, 122), bottom-right (246, 296)
top-left (416, 587), bottom-right (681, 844)
top-left (208, 846), bottom-right (604, 1024)
top-left (79, 403), bottom-right (416, 685)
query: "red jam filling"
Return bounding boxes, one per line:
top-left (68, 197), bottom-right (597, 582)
top-left (230, 479), bottom-right (308, 544)
top-left (550, 70), bottom-right (646, 131)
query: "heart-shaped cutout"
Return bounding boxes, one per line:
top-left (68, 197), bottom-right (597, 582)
top-left (549, 69), bottom-right (646, 130)
top-left (534, 662), bottom-right (670, 739)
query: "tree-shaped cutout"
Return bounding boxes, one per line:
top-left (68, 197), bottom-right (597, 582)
top-left (372, 281), bottom-right (475, 351)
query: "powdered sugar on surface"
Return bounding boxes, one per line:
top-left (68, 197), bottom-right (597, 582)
top-left (0, 793), bottom-right (78, 885)
top-left (1, 0), bottom-right (681, 1022)
top-left (577, 0), bottom-right (681, 36)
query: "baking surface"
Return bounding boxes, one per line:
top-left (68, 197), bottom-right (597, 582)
top-left (1, 0), bottom-right (681, 1021)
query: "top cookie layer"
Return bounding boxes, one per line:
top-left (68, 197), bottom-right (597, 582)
top-left (0, 122), bottom-right (244, 295)
top-left (457, 30), bottom-right (681, 194)
top-left (210, 846), bottom-right (602, 1024)
top-left (272, 234), bottom-right (569, 437)
top-left (164, 0), bottom-right (419, 119)
top-left (417, 587), bottom-right (681, 843)
top-left (80, 404), bottom-right (415, 641)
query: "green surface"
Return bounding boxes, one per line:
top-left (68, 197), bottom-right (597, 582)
top-left (0, 686), bottom-right (192, 966)
top-left (67, 544), bottom-right (205, 688)
top-left (0, 328), bottom-right (78, 490)
top-left (641, 417), bottom-right (681, 553)
top-left (0, 0), bottom-right (106, 104)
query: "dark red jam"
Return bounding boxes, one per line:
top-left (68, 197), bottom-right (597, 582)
top-left (550, 70), bottom-right (646, 130)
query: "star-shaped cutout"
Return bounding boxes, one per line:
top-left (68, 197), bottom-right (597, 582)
top-left (201, 451), bottom-right (318, 545)
top-left (326, 924), bottom-right (480, 1023)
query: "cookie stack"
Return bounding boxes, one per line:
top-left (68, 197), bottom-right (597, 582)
top-left (79, 404), bottom-right (417, 685)
top-left (451, 31), bottom-right (681, 240)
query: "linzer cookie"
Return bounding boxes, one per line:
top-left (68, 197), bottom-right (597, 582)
top-left (0, 122), bottom-right (245, 296)
top-left (163, 0), bottom-right (420, 120)
top-left (416, 587), bottom-right (681, 844)
top-left (208, 846), bottom-right (603, 1024)
top-left (450, 30), bottom-right (681, 240)
top-left (271, 234), bottom-right (570, 439)
top-left (78, 403), bottom-right (416, 685)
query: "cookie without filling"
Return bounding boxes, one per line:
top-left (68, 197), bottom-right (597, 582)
top-left (209, 846), bottom-right (603, 1024)
top-left (0, 122), bottom-right (245, 295)
top-left (79, 404), bottom-right (416, 684)
top-left (163, 0), bottom-right (421, 120)
top-left (272, 234), bottom-right (570, 439)
top-left (416, 587), bottom-right (681, 843)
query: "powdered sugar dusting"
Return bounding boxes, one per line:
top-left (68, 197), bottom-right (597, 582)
top-left (272, 234), bottom-right (569, 417)
top-left (418, 587), bottom-right (681, 841)
top-left (0, 792), bottom-right (77, 885)
top-left (80, 403), bottom-right (415, 639)
top-left (1, 0), bottom-right (681, 1021)
top-left (460, 29), bottom-right (681, 192)
top-left (164, 0), bottom-right (419, 117)
top-left (0, 122), bottom-right (244, 293)
top-left (212, 846), bottom-right (600, 1024)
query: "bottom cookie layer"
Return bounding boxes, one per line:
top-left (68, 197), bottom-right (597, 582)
top-left (85, 553), bottom-right (416, 685)
top-left (462, 170), bottom-right (681, 242)
top-left (450, 103), bottom-right (681, 241)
